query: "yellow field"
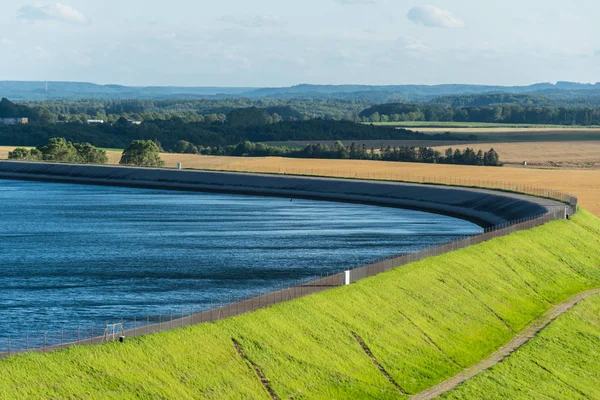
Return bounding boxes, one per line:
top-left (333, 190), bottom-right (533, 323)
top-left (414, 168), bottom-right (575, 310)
top-left (432, 141), bottom-right (600, 169)
top-left (2, 146), bottom-right (599, 216)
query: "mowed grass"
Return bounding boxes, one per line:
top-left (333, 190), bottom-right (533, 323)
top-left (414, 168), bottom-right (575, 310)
top-left (444, 292), bottom-right (600, 399)
top-left (0, 211), bottom-right (599, 399)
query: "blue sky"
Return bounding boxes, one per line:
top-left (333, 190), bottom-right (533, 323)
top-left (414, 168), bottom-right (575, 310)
top-left (0, 0), bottom-right (598, 87)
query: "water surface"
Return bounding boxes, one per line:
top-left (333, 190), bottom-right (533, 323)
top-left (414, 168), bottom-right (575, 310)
top-left (0, 179), bottom-right (481, 349)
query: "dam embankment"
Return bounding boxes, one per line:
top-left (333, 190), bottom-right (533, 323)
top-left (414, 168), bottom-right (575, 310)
top-left (0, 161), bottom-right (572, 227)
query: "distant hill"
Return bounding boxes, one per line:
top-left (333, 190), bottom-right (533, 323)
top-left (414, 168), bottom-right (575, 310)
top-left (0, 81), bottom-right (253, 101)
top-left (2, 80), bottom-right (600, 102)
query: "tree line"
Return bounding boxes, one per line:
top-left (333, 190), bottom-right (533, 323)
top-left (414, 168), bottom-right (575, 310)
top-left (0, 117), bottom-right (472, 151)
top-left (359, 103), bottom-right (600, 125)
top-left (173, 140), bottom-right (502, 166)
top-left (6, 95), bottom-right (600, 126)
top-left (9, 137), bottom-right (502, 168)
top-left (8, 138), bottom-right (164, 167)
top-left (8, 138), bottom-right (108, 164)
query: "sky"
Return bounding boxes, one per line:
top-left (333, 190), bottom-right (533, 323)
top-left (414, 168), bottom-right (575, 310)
top-left (0, 0), bottom-right (598, 87)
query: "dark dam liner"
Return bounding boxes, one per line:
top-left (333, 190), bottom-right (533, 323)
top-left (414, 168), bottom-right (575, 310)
top-left (0, 161), bottom-right (570, 227)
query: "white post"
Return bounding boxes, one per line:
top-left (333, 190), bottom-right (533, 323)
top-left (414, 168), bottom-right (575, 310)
top-left (344, 270), bottom-right (351, 285)
top-left (177, 162), bottom-right (182, 170)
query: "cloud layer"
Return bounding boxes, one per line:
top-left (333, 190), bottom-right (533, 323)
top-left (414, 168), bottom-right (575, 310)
top-left (17, 3), bottom-right (87, 25)
top-left (407, 5), bottom-right (464, 28)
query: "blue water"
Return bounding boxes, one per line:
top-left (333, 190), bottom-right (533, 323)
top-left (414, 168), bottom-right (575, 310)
top-left (0, 179), bottom-right (481, 350)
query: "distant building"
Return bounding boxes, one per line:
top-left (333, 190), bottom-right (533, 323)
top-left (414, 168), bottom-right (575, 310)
top-left (87, 119), bottom-right (105, 124)
top-left (127, 119), bottom-right (142, 125)
top-left (0, 117), bottom-right (28, 125)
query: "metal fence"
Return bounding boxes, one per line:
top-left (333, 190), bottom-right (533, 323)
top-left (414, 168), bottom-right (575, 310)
top-left (0, 180), bottom-right (576, 359)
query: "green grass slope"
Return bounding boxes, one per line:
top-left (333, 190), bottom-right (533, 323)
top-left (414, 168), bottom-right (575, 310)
top-left (1, 211), bottom-right (599, 399)
top-left (444, 292), bottom-right (600, 399)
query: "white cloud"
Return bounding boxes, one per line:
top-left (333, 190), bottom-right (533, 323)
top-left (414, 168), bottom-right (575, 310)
top-left (17, 3), bottom-right (88, 25)
top-left (0, 38), bottom-right (14, 46)
top-left (407, 5), bottom-right (464, 28)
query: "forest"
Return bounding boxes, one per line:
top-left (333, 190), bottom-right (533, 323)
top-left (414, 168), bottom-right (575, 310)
top-left (0, 100), bottom-right (473, 150)
top-left (4, 94), bottom-right (600, 127)
top-left (359, 103), bottom-right (600, 125)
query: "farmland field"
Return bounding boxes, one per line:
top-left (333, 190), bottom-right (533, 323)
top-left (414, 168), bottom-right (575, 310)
top-left (0, 210), bottom-right (598, 398)
top-left (444, 292), bottom-right (600, 399)
top-left (431, 141), bottom-right (600, 169)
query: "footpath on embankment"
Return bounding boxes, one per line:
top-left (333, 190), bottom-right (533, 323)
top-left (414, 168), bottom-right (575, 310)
top-left (411, 287), bottom-right (600, 400)
top-left (0, 161), bottom-right (573, 227)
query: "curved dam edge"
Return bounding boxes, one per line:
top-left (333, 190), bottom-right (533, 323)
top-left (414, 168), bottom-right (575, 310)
top-left (0, 161), bottom-right (569, 227)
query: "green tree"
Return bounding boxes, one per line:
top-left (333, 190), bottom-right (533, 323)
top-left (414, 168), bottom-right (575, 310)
top-left (74, 143), bottom-right (108, 164)
top-left (8, 148), bottom-right (31, 160)
top-left (120, 140), bottom-right (164, 167)
top-left (38, 137), bottom-right (79, 162)
top-left (174, 140), bottom-right (194, 154)
top-left (227, 107), bottom-right (270, 126)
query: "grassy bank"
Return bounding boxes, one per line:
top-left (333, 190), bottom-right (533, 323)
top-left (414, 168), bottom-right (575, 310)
top-left (0, 210), bottom-right (599, 399)
top-left (444, 292), bottom-right (600, 399)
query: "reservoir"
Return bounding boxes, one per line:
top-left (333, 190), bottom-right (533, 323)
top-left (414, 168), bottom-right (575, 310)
top-left (0, 179), bottom-right (481, 349)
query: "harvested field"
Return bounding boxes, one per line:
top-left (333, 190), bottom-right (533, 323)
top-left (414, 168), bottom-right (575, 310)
top-left (432, 141), bottom-right (600, 169)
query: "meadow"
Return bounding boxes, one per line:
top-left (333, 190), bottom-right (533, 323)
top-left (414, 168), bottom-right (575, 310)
top-left (0, 210), bottom-right (599, 399)
top-left (444, 292), bottom-right (600, 399)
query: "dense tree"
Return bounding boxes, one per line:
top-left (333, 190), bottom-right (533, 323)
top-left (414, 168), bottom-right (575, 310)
top-left (120, 140), bottom-right (164, 167)
top-left (360, 103), bottom-right (600, 126)
top-left (8, 138), bottom-right (106, 164)
top-left (38, 137), bottom-right (79, 162)
top-left (74, 143), bottom-right (108, 164)
top-left (7, 147), bottom-right (32, 160)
